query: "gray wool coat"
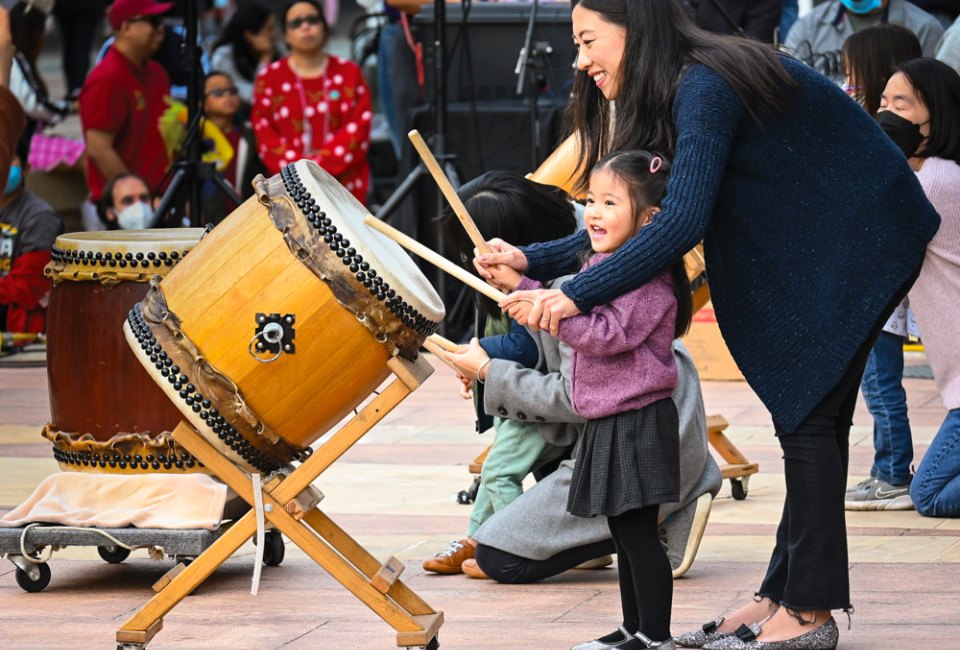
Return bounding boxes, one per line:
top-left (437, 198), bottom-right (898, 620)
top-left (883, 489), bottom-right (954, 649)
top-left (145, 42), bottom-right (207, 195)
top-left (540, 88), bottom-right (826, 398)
top-left (473, 319), bottom-right (722, 561)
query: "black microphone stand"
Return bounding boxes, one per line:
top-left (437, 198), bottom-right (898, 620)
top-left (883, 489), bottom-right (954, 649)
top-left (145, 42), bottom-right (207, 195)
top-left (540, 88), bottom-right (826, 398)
top-left (514, 0), bottom-right (545, 170)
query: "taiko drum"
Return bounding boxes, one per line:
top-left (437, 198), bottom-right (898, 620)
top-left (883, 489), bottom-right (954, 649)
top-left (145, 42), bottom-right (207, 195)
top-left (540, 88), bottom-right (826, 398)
top-left (124, 160), bottom-right (444, 474)
top-left (43, 229), bottom-right (205, 473)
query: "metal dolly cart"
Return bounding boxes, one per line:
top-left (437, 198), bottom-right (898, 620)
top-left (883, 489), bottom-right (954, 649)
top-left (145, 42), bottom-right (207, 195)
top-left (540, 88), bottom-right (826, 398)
top-left (1, 524), bottom-right (285, 593)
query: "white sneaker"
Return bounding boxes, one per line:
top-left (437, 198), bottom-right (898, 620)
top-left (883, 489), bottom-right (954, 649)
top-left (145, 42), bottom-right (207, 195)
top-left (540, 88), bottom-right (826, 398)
top-left (660, 492), bottom-right (713, 579)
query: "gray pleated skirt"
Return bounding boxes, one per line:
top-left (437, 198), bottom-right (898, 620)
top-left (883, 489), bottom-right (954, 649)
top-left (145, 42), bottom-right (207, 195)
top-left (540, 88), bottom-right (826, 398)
top-left (567, 398), bottom-right (680, 518)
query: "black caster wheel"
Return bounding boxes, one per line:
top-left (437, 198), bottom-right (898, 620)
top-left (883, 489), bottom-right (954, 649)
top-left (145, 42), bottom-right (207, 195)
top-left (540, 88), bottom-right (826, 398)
top-left (98, 544), bottom-right (131, 564)
top-left (467, 476), bottom-right (480, 502)
top-left (456, 490), bottom-right (473, 505)
top-left (263, 530), bottom-right (285, 567)
top-left (15, 562), bottom-right (51, 593)
top-left (730, 477), bottom-right (749, 501)
top-left (425, 636), bottom-right (439, 650)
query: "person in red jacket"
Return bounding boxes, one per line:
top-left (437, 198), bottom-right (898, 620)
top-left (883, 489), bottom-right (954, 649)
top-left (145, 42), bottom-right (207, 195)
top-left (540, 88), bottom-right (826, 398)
top-left (251, 0), bottom-right (372, 203)
top-left (0, 153), bottom-right (63, 335)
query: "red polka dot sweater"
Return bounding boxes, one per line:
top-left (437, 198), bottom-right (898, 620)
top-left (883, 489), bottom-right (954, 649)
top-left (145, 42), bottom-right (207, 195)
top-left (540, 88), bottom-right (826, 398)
top-left (252, 55), bottom-right (372, 203)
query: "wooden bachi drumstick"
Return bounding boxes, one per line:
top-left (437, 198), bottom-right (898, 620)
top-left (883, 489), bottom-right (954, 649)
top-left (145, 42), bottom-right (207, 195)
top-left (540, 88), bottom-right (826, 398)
top-left (422, 337), bottom-right (461, 373)
top-left (426, 333), bottom-right (459, 352)
top-left (407, 129), bottom-right (491, 255)
top-left (363, 215), bottom-right (507, 304)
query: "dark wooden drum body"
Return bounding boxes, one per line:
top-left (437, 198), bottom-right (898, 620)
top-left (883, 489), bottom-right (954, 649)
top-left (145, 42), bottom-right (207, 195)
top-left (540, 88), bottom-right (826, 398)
top-left (125, 161), bottom-right (445, 474)
top-left (43, 230), bottom-right (205, 473)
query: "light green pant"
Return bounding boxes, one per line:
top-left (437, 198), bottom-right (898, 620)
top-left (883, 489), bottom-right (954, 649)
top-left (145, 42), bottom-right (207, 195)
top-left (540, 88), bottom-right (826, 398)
top-left (467, 417), bottom-right (566, 536)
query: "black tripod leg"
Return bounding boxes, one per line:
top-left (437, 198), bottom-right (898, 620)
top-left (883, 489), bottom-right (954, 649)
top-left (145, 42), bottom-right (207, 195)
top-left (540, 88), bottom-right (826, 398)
top-left (209, 172), bottom-right (244, 206)
top-left (375, 163), bottom-right (426, 222)
top-left (150, 169), bottom-right (187, 228)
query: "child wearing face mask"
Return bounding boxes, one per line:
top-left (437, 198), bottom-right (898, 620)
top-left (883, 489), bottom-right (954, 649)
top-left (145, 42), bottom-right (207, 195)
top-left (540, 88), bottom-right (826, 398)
top-left (503, 150), bottom-right (691, 650)
top-left (0, 152), bottom-right (64, 336)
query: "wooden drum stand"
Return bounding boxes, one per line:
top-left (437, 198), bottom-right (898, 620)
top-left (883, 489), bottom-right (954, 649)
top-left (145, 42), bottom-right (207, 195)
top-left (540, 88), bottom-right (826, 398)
top-left (115, 355), bottom-right (442, 650)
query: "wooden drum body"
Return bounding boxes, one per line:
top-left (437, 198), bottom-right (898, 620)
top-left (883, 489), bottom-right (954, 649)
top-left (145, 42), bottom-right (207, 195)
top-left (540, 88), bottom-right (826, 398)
top-left (125, 160), bottom-right (444, 473)
top-left (44, 229), bottom-right (205, 473)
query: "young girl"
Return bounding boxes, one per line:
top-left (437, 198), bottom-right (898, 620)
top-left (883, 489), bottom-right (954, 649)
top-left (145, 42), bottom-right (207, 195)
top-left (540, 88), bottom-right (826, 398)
top-left (505, 150), bottom-right (691, 650)
top-left (422, 171), bottom-right (578, 576)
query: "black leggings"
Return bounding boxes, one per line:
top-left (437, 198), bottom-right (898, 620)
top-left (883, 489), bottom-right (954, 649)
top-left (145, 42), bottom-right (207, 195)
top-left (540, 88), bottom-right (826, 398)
top-left (475, 539), bottom-right (615, 584)
top-left (608, 505), bottom-right (673, 641)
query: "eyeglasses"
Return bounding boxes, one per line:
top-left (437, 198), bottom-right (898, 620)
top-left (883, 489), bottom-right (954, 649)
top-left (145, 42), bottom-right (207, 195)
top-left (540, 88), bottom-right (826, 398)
top-left (206, 86), bottom-right (239, 98)
top-left (129, 14), bottom-right (165, 28)
top-left (286, 14), bottom-right (322, 31)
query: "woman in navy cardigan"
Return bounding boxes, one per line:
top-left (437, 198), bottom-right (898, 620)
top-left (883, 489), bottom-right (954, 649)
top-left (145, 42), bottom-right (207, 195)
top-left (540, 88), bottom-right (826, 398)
top-left (475, 1), bottom-right (940, 648)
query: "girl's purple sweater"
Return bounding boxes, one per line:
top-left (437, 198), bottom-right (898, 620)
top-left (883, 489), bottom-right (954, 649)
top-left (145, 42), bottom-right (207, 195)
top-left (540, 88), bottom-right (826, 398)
top-left (519, 253), bottom-right (678, 419)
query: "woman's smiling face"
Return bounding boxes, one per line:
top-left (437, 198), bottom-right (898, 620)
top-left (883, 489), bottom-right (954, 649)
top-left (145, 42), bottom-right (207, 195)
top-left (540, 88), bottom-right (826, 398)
top-left (572, 5), bottom-right (627, 100)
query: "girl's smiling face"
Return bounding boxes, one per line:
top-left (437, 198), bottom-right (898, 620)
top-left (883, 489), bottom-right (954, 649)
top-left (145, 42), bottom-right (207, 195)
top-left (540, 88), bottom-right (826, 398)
top-left (585, 167), bottom-right (638, 254)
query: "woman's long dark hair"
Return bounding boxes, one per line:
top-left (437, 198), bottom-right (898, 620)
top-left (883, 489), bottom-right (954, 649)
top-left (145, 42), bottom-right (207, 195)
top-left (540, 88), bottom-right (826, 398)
top-left (10, 1), bottom-right (48, 96)
top-left (439, 172), bottom-right (578, 319)
top-left (212, 3), bottom-right (278, 83)
top-left (592, 150), bottom-right (692, 339)
top-left (842, 24), bottom-right (921, 115)
top-left (895, 58), bottom-right (960, 166)
top-left (567, 0), bottom-right (798, 195)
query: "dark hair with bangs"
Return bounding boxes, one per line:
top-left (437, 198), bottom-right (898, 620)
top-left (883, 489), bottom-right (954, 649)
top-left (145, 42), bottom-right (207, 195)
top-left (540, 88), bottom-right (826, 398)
top-left (567, 0), bottom-right (798, 195)
top-left (842, 24), bottom-right (921, 115)
top-left (439, 172), bottom-right (578, 319)
top-left (283, 0), bottom-right (329, 42)
top-left (894, 58), bottom-right (960, 166)
top-left (591, 150), bottom-right (692, 338)
top-left (211, 3), bottom-right (279, 83)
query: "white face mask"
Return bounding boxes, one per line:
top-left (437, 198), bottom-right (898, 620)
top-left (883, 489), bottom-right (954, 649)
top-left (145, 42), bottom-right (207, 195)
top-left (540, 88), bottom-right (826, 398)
top-left (116, 202), bottom-right (154, 230)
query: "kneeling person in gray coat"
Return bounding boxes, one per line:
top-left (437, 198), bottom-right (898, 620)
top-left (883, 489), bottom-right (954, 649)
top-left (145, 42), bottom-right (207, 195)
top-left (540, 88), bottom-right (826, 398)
top-left (450, 312), bottom-right (722, 583)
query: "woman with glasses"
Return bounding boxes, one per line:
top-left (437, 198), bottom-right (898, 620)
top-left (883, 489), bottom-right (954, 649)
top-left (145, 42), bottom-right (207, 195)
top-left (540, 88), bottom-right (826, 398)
top-left (251, 0), bottom-right (372, 203)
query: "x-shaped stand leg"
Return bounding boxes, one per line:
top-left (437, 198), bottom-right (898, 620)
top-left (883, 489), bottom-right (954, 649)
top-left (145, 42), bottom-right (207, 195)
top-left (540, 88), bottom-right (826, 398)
top-left (116, 356), bottom-right (442, 649)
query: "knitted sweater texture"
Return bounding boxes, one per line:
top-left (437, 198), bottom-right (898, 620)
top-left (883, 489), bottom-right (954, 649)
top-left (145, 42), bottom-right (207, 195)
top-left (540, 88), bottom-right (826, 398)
top-left (523, 57), bottom-right (940, 432)
top-left (909, 157), bottom-right (960, 410)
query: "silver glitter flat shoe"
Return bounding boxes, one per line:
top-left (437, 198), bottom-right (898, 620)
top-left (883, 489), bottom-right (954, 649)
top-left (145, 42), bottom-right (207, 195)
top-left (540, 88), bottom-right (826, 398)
top-left (674, 618), bottom-right (726, 648)
top-left (572, 625), bottom-right (632, 650)
top-left (705, 618), bottom-right (838, 650)
top-left (675, 619), bottom-right (761, 649)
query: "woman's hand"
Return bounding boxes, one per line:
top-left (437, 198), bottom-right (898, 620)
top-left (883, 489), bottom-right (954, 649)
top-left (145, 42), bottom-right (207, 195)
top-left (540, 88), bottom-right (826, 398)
top-left (444, 338), bottom-right (492, 383)
top-left (501, 289), bottom-right (580, 336)
top-left (473, 239), bottom-right (528, 292)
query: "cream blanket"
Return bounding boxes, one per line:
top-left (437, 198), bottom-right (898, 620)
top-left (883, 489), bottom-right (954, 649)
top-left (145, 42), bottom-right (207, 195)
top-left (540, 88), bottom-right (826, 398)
top-left (0, 473), bottom-right (228, 530)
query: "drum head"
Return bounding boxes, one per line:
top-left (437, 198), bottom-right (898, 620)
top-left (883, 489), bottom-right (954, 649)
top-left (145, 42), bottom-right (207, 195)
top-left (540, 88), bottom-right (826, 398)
top-left (295, 160), bottom-right (444, 325)
top-left (49, 228), bottom-right (205, 279)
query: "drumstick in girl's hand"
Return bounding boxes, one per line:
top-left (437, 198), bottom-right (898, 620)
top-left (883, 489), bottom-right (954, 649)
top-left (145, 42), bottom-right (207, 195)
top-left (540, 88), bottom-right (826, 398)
top-left (407, 129), bottom-right (491, 255)
top-left (363, 215), bottom-right (507, 304)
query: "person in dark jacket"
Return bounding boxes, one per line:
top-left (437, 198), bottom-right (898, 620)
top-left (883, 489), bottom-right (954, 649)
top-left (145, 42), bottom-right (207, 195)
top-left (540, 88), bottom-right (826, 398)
top-left (475, 1), bottom-right (939, 648)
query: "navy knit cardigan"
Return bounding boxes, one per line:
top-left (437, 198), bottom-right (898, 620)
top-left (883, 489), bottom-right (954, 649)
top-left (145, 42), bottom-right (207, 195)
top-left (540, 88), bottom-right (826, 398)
top-left (523, 56), bottom-right (940, 433)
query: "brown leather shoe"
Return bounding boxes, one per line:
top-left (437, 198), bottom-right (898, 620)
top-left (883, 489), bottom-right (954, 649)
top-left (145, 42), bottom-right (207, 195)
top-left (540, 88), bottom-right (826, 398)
top-left (422, 539), bottom-right (474, 574)
top-left (461, 558), bottom-right (489, 579)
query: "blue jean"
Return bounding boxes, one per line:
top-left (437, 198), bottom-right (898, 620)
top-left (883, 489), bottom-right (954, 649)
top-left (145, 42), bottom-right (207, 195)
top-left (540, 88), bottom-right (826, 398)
top-left (860, 331), bottom-right (914, 485)
top-left (911, 409), bottom-right (960, 517)
top-left (378, 22), bottom-right (403, 158)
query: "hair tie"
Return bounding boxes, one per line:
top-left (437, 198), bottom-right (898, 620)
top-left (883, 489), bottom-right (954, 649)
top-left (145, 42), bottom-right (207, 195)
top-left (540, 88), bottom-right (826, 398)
top-left (649, 156), bottom-right (663, 174)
